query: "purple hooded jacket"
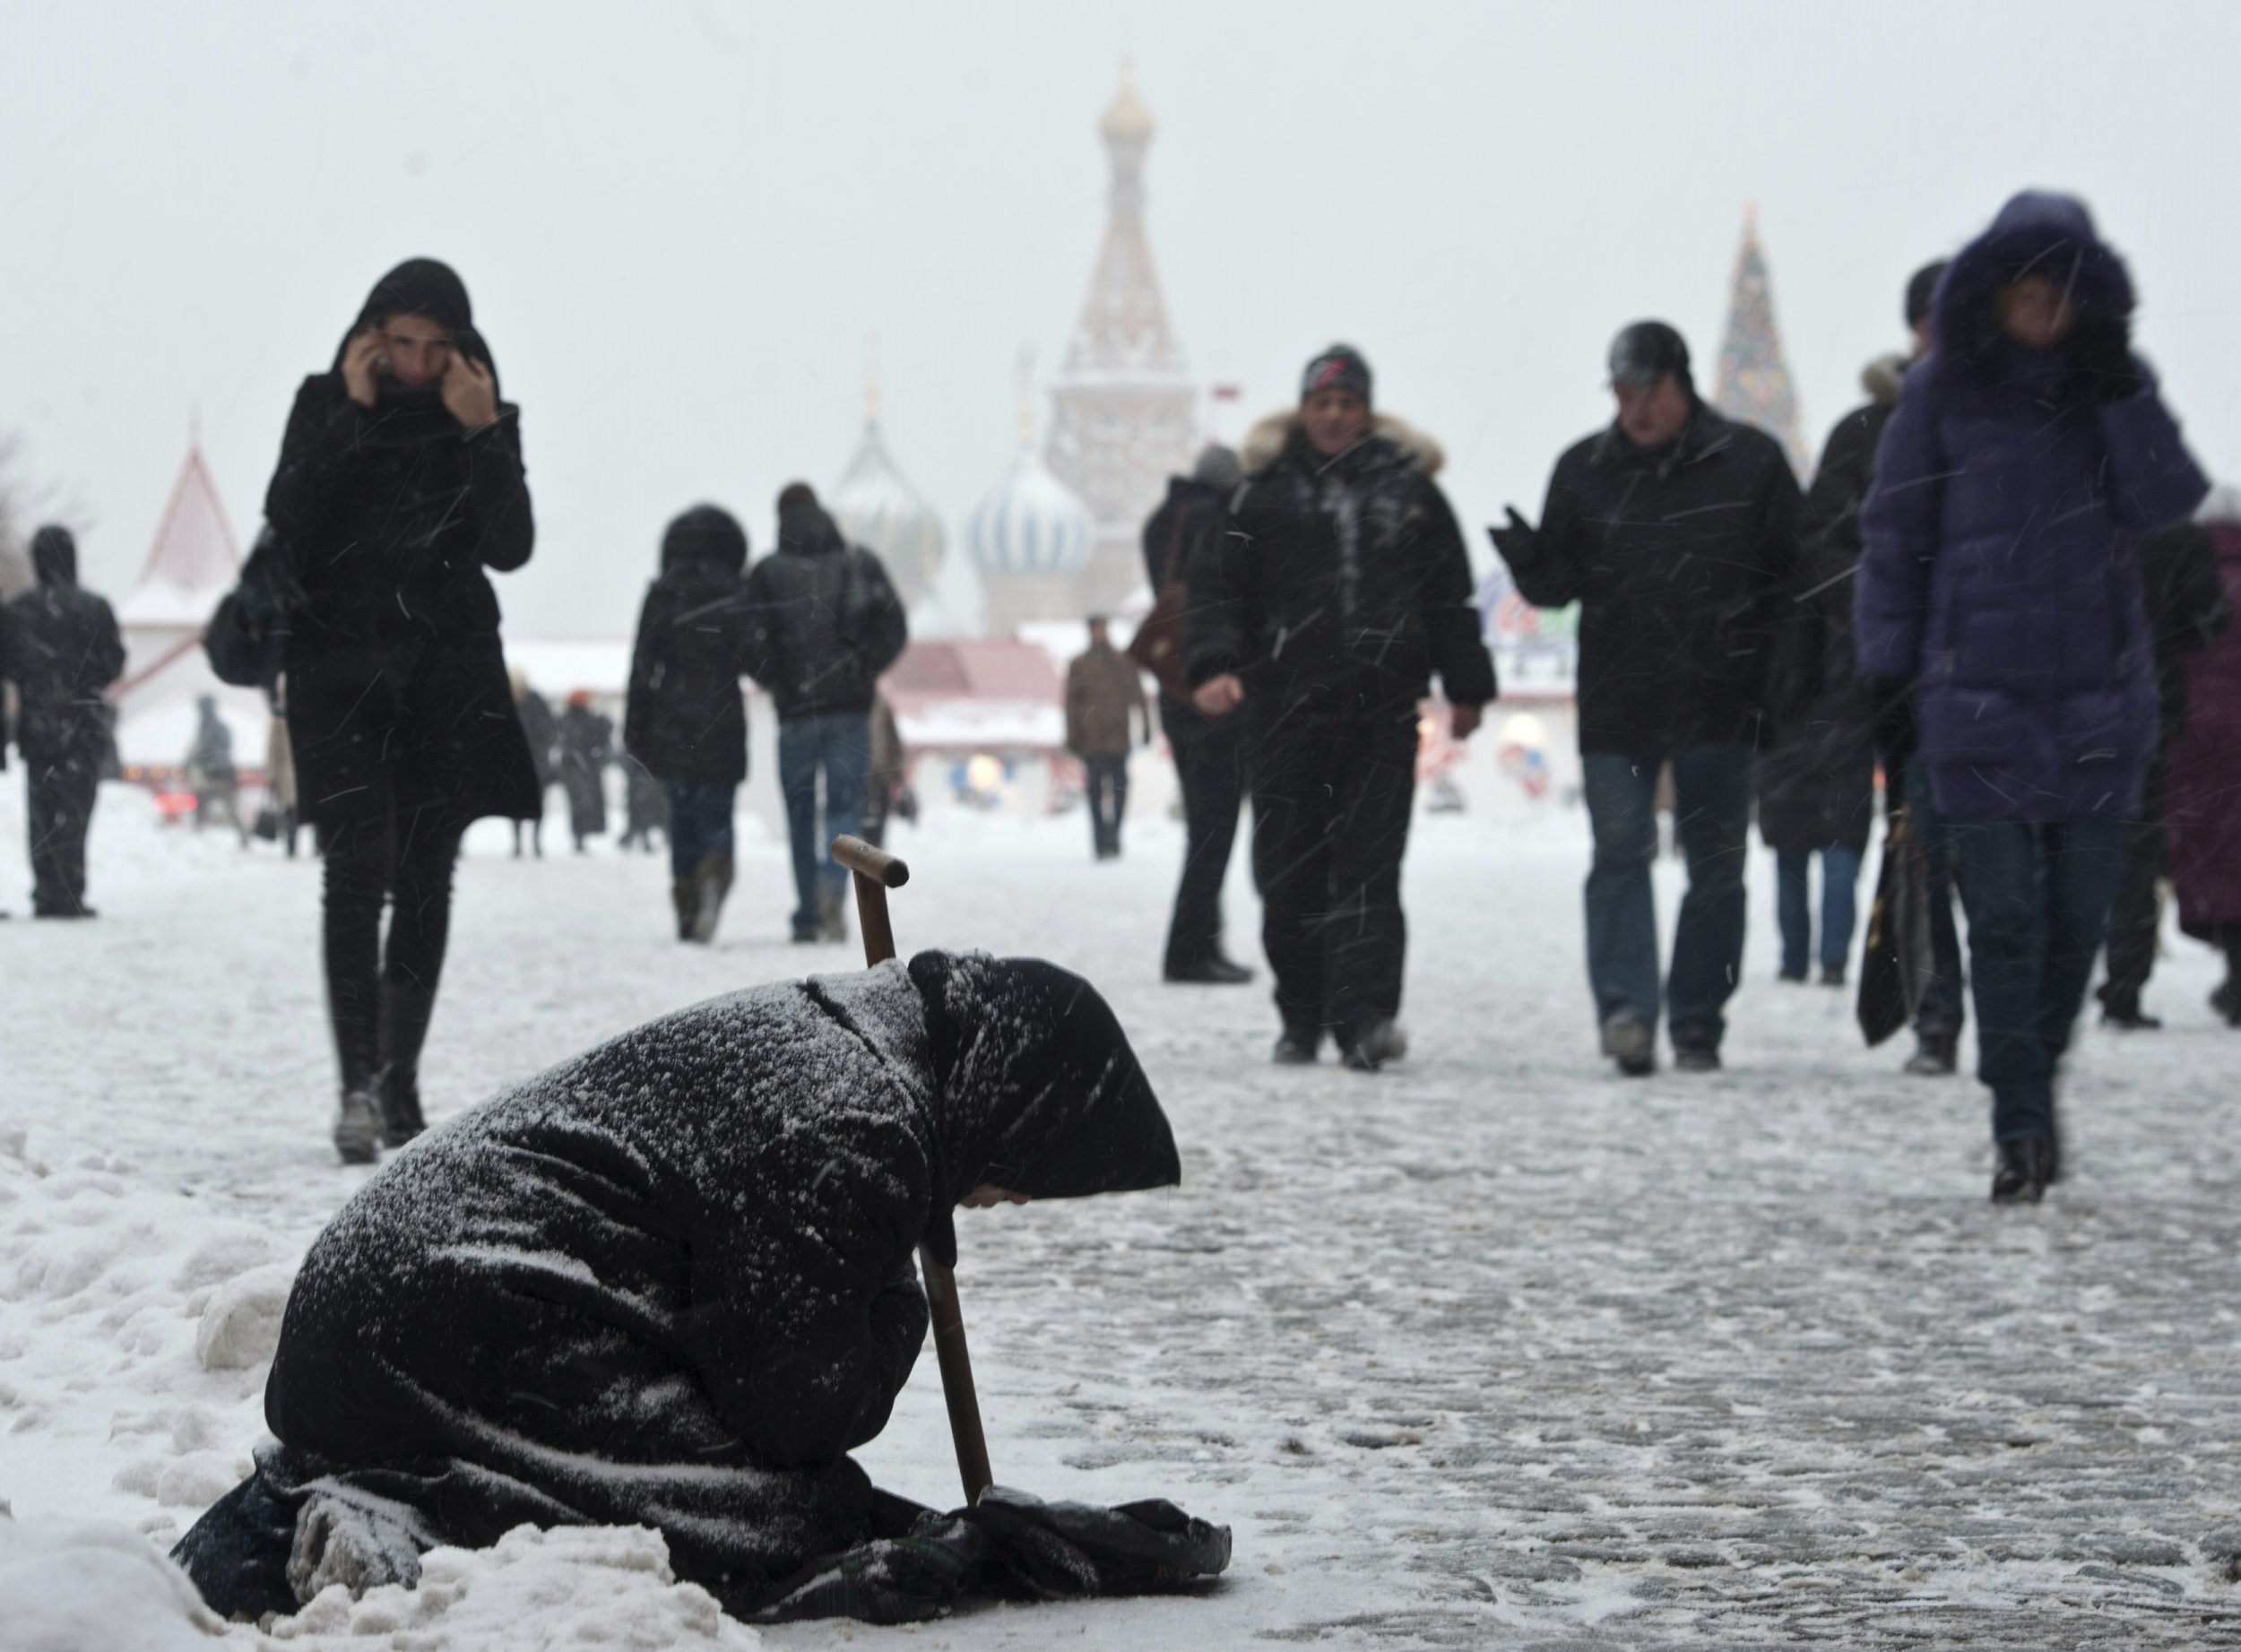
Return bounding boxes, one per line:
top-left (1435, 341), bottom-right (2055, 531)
top-left (1856, 192), bottom-right (2209, 821)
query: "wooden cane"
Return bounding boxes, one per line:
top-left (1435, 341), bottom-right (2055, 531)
top-left (828, 834), bottom-right (995, 1505)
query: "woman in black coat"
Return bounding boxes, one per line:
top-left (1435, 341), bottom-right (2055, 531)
top-left (172, 951), bottom-right (1184, 1620)
top-left (264, 259), bottom-right (540, 1162)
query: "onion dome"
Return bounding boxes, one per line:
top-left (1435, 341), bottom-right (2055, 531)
top-left (966, 442), bottom-right (1095, 579)
top-left (1100, 60), bottom-right (1154, 145)
top-left (831, 385), bottom-right (947, 606)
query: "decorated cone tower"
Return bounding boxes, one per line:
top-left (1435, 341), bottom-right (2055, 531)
top-left (1712, 206), bottom-right (1811, 481)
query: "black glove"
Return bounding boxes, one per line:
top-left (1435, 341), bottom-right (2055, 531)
top-left (1864, 676), bottom-right (1917, 789)
top-left (1487, 506), bottom-right (1537, 566)
top-left (2064, 315), bottom-right (2142, 405)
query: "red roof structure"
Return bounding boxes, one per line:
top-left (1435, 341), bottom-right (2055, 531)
top-left (117, 446), bottom-right (241, 632)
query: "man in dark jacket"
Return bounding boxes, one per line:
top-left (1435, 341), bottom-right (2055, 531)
top-left (2092, 519), bottom-right (2229, 1027)
top-left (1859, 191), bottom-right (2208, 1203)
top-left (747, 482), bottom-right (909, 943)
top-left (3, 525), bottom-right (125, 917)
top-left (1493, 323), bottom-right (1801, 1076)
top-left (1065, 617), bottom-right (1150, 861)
top-left (172, 952), bottom-right (1184, 1621)
top-left (1186, 345), bottom-right (1496, 1070)
top-left (1144, 445), bottom-right (1252, 983)
top-left (624, 504), bottom-right (759, 942)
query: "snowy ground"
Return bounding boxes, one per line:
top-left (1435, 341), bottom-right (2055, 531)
top-left (4, 771), bottom-right (2241, 1648)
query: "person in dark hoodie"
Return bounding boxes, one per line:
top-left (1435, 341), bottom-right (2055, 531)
top-left (2, 525), bottom-right (125, 916)
top-left (1185, 345), bottom-right (1495, 1071)
top-left (746, 482), bottom-right (909, 943)
top-left (171, 951), bottom-right (1188, 1622)
top-left (1143, 444), bottom-right (1253, 985)
top-left (264, 259), bottom-right (540, 1163)
top-left (1858, 192), bottom-right (2209, 1203)
top-left (1760, 263), bottom-right (1947, 1002)
top-left (1492, 323), bottom-right (1801, 1077)
top-left (624, 504), bottom-right (760, 942)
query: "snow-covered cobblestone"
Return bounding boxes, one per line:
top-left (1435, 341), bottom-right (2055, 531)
top-left (3, 783), bottom-right (2238, 1646)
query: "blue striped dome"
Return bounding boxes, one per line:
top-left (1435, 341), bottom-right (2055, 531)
top-left (965, 445), bottom-right (1095, 578)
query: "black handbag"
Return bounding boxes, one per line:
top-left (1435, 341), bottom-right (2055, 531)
top-left (204, 529), bottom-right (297, 689)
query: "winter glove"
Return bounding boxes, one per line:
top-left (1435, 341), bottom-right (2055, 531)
top-left (2063, 315), bottom-right (2143, 405)
top-left (1488, 506), bottom-right (1537, 567)
top-left (1863, 676), bottom-right (1917, 791)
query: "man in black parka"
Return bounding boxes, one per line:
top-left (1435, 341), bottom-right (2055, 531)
top-left (3, 525), bottom-right (125, 916)
top-left (1493, 323), bottom-right (1801, 1076)
top-left (172, 951), bottom-right (1183, 1620)
top-left (1143, 445), bottom-right (1254, 985)
top-left (1185, 346), bottom-right (1496, 1070)
top-left (625, 504), bottom-right (761, 942)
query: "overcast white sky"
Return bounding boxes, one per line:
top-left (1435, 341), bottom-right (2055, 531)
top-left (3, 1), bottom-right (2236, 634)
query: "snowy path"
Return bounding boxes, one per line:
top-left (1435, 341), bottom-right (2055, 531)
top-left (4, 784), bottom-right (2241, 1647)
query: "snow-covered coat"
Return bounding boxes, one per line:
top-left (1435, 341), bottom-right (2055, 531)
top-left (1856, 192), bottom-right (2210, 821)
top-left (1183, 411), bottom-right (1495, 722)
top-left (185, 954), bottom-right (1178, 1614)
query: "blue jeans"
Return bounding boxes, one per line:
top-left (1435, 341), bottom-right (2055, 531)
top-left (1774, 845), bottom-right (1864, 977)
top-left (1905, 759), bottom-right (1967, 1038)
top-left (1949, 817), bottom-right (2124, 1144)
top-left (663, 781), bottom-right (736, 880)
top-left (778, 714), bottom-right (870, 937)
top-left (1581, 746), bottom-right (1753, 1052)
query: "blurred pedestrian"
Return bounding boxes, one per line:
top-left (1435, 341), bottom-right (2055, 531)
top-left (1066, 617), bottom-right (1150, 861)
top-left (1858, 192), bottom-right (2208, 1203)
top-left (508, 667), bottom-right (556, 859)
top-left (623, 504), bottom-right (757, 942)
top-left (1143, 445), bottom-right (1253, 983)
top-left (556, 690), bottom-right (612, 852)
top-left (619, 757), bottom-right (668, 856)
top-left (861, 691), bottom-right (911, 849)
top-left (1493, 322), bottom-right (1800, 1077)
top-left (264, 257), bottom-right (541, 1162)
top-left (186, 694), bottom-right (249, 845)
top-left (2167, 485), bottom-right (2241, 1026)
top-left (1188, 344), bottom-right (1495, 1070)
top-left (0, 524), bottom-right (125, 917)
top-left (745, 482), bottom-right (908, 943)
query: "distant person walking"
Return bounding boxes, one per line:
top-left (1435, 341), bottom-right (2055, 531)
top-left (264, 258), bottom-right (540, 1163)
top-left (744, 482), bottom-right (908, 943)
top-left (2162, 486), bottom-right (2241, 1026)
top-left (623, 505), bottom-right (757, 942)
top-left (508, 668), bottom-right (556, 859)
top-left (1858, 192), bottom-right (2208, 1203)
top-left (1493, 323), bottom-right (1801, 1077)
top-left (861, 691), bottom-right (912, 849)
top-left (1066, 617), bottom-right (1150, 861)
top-left (556, 691), bottom-right (611, 852)
top-left (1144, 445), bottom-right (1253, 983)
top-left (187, 694), bottom-right (249, 844)
top-left (1, 525), bottom-right (125, 917)
top-left (1187, 345), bottom-right (1495, 1070)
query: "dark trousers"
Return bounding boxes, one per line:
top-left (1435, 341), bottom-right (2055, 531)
top-left (323, 812), bottom-right (463, 1094)
top-left (1950, 817), bottom-right (2124, 1144)
top-left (1251, 705), bottom-right (1416, 1039)
top-left (1904, 758), bottom-right (1967, 1038)
top-left (1084, 755), bottom-right (1129, 858)
top-left (1581, 746), bottom-right (1753, 1051)
top-left (1163, 698), bottom-right (1249, 971)
top-left (663, 781), bottom-right (737, 880)
top-left (1774, 844), bottom-right (1864, 977)
top-left (778, 713), bottom-right (869, 937)
top-left (2098, 753), bottom-right (2167, 1010)
top-left (25, 749), bottom-right (100, 915)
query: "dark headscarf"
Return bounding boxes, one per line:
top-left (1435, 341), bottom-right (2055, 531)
top-left (660, 504), bottom-right (749, 576)
top-left (30, 524), bottom-right (76, 586)
top-left (333, 257), bottom-right (499, 389)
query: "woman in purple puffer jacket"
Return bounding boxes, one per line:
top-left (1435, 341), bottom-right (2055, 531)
top-left (1857, 191), bottom-right (2208, 1204)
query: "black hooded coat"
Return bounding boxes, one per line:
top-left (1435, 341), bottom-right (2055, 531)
top-left (625, 506), bottom-right (761, 784)
top-left (4, 527), bottom-right (125, 765)
top-left (743, 503), bottom-right (909, 723)
top-left (177, 953), bottom-right (1180, 1616)
top-left (263, 259), bottom-right (540, 831)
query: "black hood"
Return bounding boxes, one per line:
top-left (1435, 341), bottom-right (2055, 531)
top-left (661, 505), bottom-right (748, 576)
top-left (30, 524), bottom-right (76, 586)
top-left (775, 501), bottom-right (847, 558)
top-left (333, 257), bottom-right (499, 392)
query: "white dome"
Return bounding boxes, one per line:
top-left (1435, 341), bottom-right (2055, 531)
top-left (966, 445), bottom-right (1095, 579)
top-left (831, 419), bottom-right (947, 606)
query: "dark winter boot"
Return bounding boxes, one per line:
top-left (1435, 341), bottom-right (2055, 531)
top-left (1599, 1013), bottom-right (1655, 1077)
top-left (333, 1089), bottom-right (381, 1165)
top-left (1904, 1031), bottom-right (1959, 1076)
top-left (692, 853), bottom-right (735, 945)
top-left (376, 982), bottom-right (436, 1148)
top-left (2214, 977), bottom-right (2241, 1028)
top-left (1991, 1138), bottom-right (2056, 1205)
top-left (818, 878), bottom-right (848, 944)
top-left (1272, 1023), bottom-right (1320, 1065)
top-left (1339, 1019), bottom-right (1407, 1073)
top-left (1165, 951), bottom-right (1255, 985)
top-left (671, 878), bottom-right (697, 942)
top-left (2097, 988), bottom-right (2162, 1030)
top-left (1673, 1046), bottom-right (1722, 1074)
top-left (1820, 960), bottom-right (1847, 989)
top-left (328, 973), bottom-right (383, 1163)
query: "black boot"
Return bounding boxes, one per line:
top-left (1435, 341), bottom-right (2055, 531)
top-left (1338, 1018), bottom-right (1408, 1073)
top-left (376, 982), bottom-right (436, 1148)
top-left (818, 877), bottom-right (848, 944)
top-left (671, 878), bottom-right (697, 942)
top-left (1273, 1023), bottom-right (1320, 1065)
top-left (1165, 951), bottom-right (1255, 985)
top-left (1991, 1138), bottom-right (2056, 1205)
top-left (1904, 1031), bottom-right (1959, 1076)
top-left (692, 853), bottom-right (734, 945)
top-left (329, 971), bottom-right (383, 1164)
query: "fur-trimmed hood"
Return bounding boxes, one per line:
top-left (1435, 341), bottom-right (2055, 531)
top-left (1240, 410), bottom-right (1445, 479)
top-left (1861, 353), bottom-right (1910, 407)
